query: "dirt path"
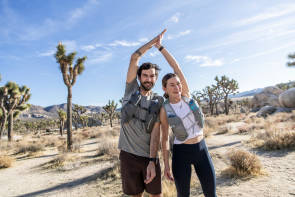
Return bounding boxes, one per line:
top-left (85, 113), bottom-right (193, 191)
top-left (205, 131), bottom-right (295, 197)
top-left (0, 138), bottom-right (114, 197)
top-left (1, 124), bottom-right (294, 197)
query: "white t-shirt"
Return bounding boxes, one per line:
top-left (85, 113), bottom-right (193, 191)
top-left (170, 99), bottom-right (203, 144)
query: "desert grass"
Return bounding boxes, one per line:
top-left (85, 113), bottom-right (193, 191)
top-left (222, 149), bottom-right (263, 178)
top-left (248, 117), bottom-right (295, 150)
top-left (43, 153), bottom-right (80, 170)
top-left (97, 140), bottom-right (118, 157)
top-left (15, 140), bottom-right (44, 155)
top-left (0, 154), bottom-right (13, 169)
top-left (40, 136), bottom-right (62, 147)
top-left (215, 125), bottom-right (232, 135)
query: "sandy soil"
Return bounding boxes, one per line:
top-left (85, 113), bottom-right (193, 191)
top-left (0, 123), bottom-right (294, 197)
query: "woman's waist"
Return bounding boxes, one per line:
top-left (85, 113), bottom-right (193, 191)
top-left (183, 134), bottom-right (203, 144)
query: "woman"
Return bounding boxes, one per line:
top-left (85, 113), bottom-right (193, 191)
top-left (155, 31), bottom-right (216, 197)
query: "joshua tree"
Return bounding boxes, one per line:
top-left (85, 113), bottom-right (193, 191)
top-left (103, 100), bottom-right (118, 127)
top-left (72, 104), bottom-right (86, 130)
top-left (80, 115), bottom-right (89, 128)
top-left (191, 91), bottom-right (203, 105)
top-left (287, 53), bottom-right (295, 67)
top-left (57, 109), bottom-right (66, 136)
top-left (202, 86), bottom-right (215, 115)
top-left (212, 84), bottom-right (224, 115)
top-left (55, 42), bottom-right (87, 151)
top-left (215, 75), bottom-right (239, 115)
top-left (0, 82), bottom-right (31, 141)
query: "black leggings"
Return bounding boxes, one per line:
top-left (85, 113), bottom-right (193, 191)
top-left (172, 139), bottom-right (216, 197)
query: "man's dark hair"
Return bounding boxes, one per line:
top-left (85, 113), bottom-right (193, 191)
top-left (137, 62), bottom-right (161, 78)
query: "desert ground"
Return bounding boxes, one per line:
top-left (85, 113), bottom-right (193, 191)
top-left (0, 112), bottom-right (295, 197)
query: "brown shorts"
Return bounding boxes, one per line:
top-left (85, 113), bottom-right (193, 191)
top-left (119, 150), bottom-right (162, 195)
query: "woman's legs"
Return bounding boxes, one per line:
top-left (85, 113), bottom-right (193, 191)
top-left (192, 140), bottom-right (216, 197)
top-left (172, 145), bottom-right (192, 197)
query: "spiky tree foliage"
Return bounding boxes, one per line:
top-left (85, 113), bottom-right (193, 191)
top-left (103, 100), bottom-right (118, 127)
top-left (202, 86), bottom-right (215, 115)
top-left (55, 42), bottom-right (87, 151)
top-left (215, 75), bottom-right (239, 115)
top-left (212, 84), bottom-right (224, 115)
top-left (191, 91), bottom-right (203, 105)
top-left (99, 112), bottom-right (107, 124)
top-left (0, 86), bottom-right (7, 139)
top-left (80, 115), bottom-right (88, 128)
top-left (72, 104), bottom-right (86, 130)
top-left (57, 109), bottom-right (66, 136)
top-left (0, 82), bottom-right (31, 141)
top-left (287, 53), bottom-right (295, 67)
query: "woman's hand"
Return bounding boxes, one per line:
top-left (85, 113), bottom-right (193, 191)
top-left (164, 166), bottom-right (174, 181)
top-left (153, 29), bottom-right (166, 49)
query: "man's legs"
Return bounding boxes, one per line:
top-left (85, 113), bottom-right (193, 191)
top-left (120, 151), bottom-right (145, 195)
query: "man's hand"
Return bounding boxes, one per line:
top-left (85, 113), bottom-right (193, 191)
top-left (164, 166), bottom-right (174, 181)
top-left (144, 161), bottom-right (156, 184)
top-left (154, 29), bottom-right (166, 49)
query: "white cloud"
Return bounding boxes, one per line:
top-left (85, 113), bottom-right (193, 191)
top-left (168, 12), bottom-right (181, 23)
top-left (109, 40), bottom-right (141, 47)
top-left (88, 52), bottom-right (112, 64)
top-left (149, 51), bottom-right (158, 57)
top-left (233, 4), bottom-right (295, 27)
top-left (138, 38), bottom-right (148, 42)
top-left (67, 0), bottom-right (99, 25)
top-left (185, 55), bottom-right (223, 67)
top-left (38, 50), bottom-right (55, 57)
top-left (230, 58), bottom-right (240, 64)
top-left (81, 45), bottom-right (96, 51)
top-left (167, 30), bottom-right (191, 40)
top-left (0, 0), bottom-right (99, 41)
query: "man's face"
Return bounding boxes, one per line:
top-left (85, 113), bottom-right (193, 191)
top-left (139, 68), bottom-right (157, 91)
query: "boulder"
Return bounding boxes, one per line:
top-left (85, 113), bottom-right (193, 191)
top-left (251, 86), bottom-right (283, 109)
top-left (256, 105), bottom-right (277, 117)
top-left (275, 107), bottom-right (294, 113)
top-left (279, 87), bottom-right (295, 108)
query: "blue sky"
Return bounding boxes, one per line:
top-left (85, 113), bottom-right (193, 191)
top-left (1, 0), bottom-right (295, 107)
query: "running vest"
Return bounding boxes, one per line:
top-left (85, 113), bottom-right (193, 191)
top-left (163, 97), bottom-right (204, 141)
top-left (121, 90), bottom-right (163, 133)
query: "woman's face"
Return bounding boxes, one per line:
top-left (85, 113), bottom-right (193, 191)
top-left (163, 76), bottom-right (182, 99)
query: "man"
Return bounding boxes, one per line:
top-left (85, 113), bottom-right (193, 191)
top-left (118, 30), bottom-right (166, 197)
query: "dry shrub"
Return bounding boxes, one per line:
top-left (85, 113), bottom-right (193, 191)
top-left (44, 154), bottom-right (80, 169)
top-left (203, 118), bottom-right (218, 137)
top-left (266, 111), bottom-right (295, 123)
top-left (216, 126), bottom-right (231, 135)
top-left (100, 159), bottom-right (120, 179)
top-left (0, 155), bottom-right (13, 169)
top-left (40, 136), bottom-right (61, 147)
top-left (222, 149), bottom-right (262, 177)
top-left (97, 140), bottom-right (118, 157)
top-left (15, 141), bottom-right (44, 154)
top-left (0, 141), bottom-right (15, 153)
top-left (162, 179), bottom-right (177, 197)
top-left (248, 118), bottom-right (295, 150)
top-left (57, 137), bottom-right (81, 153)
top-left (237, 125), bottom-right (249, 134)
top-left (256, 129), bottom-right (295, 150)
top-left (237, 124), bottom-right (260, 134)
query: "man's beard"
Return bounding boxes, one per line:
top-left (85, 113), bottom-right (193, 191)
top-left (140, 81), bottom-right (154, 91)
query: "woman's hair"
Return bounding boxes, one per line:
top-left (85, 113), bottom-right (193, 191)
top-left (162, 73), bottom-right (178, 98)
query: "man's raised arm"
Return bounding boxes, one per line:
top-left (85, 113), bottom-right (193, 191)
top-left (126, 29), bottom-right (167, 83)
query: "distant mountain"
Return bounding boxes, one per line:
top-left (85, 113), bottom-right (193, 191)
top-left (19, 103), bottom-right (103, 120)
top-left (229, 88), bottom-right (263, 98)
